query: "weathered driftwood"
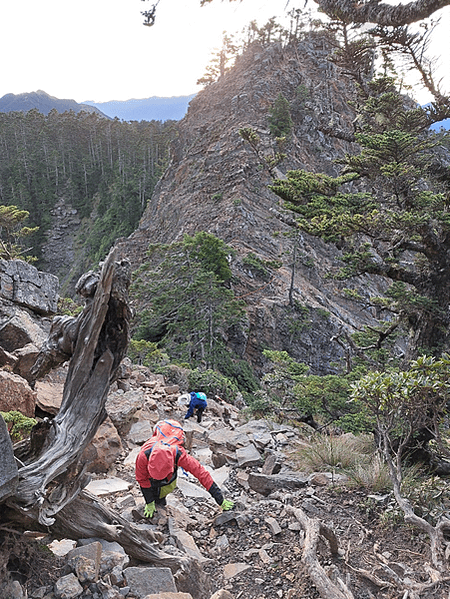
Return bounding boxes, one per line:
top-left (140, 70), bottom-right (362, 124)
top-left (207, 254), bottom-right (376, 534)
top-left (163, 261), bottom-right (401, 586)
top-left (53, 490), bottom-right (191, 571)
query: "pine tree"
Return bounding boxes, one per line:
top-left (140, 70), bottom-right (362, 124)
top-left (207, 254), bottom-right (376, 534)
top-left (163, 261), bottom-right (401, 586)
top-left (132, 232), bottom-right (244, 370)
top-left (268, 93), bottom-right (293, 138)
top-left (270, 75), bottom-right (450, 360)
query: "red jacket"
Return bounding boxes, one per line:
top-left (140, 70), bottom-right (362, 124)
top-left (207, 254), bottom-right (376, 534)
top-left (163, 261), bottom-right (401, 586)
top-left (135, 439), bottom-right (214, 492)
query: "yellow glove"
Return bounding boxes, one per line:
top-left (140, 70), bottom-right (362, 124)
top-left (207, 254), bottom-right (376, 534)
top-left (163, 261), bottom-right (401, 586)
top-left (144, 501), bottom-right (156, 518)
top-left (221, 499), bottom-right (234, 511)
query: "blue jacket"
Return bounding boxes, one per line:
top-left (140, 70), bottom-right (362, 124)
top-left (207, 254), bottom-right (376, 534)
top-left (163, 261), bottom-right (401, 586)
top-left (184, 392), bottom-right (207, 419)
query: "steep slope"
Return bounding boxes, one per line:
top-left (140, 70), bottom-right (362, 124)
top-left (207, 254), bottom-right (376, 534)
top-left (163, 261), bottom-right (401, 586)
top-left (0, 90), bottom-right (108, 117)
top-left (118, 36), bottom-right (389, 376)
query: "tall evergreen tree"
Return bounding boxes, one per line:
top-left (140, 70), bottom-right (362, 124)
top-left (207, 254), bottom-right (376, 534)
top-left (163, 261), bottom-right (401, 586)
top-left (132, 232), bottom-right (244, 369)
top-left (270, 75), bottom-right (450, 360)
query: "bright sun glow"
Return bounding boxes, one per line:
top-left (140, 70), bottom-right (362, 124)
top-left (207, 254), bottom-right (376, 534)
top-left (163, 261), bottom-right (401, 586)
top-left (0, 0), bottom-right (448, 104)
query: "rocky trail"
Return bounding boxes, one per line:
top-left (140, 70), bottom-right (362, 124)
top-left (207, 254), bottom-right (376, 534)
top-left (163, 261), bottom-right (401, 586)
top-left (2, 363), bottom-right (449, 599)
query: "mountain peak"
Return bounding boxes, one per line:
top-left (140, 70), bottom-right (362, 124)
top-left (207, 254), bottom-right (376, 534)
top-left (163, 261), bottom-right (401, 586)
top-left (0, 90), bottom-right (109, 118)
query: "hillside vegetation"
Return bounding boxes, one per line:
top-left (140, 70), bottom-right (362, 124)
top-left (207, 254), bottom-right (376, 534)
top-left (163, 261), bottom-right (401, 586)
top-left (0, 109), bottom-right (177, 281)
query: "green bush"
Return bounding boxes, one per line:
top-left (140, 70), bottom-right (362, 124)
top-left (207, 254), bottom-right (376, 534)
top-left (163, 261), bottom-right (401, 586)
top-left (127, 338), bottom-right (170, 370)
top-left (1, 410), bottom-right (37, 441)
top-left (268, 93), bottom-right (293, 138)
top-left (187, 368), bottom-right (239, 403)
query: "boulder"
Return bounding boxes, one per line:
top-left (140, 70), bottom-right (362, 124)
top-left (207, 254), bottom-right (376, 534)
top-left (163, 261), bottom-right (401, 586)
top-left (35, 367), bottom-right (67, 414)
top-left (54, 573), bottom-right (83, 599)
top-left (67, 541), bottom-right (102, 583)
top-left (236, 444), bottom-right (262, 468)
top-left (106, 388), bottom-right (145, 435)
top-left (0, 302), bottom-right (49, 353)
top-left (123, 567), bottom-right (177, 597)
top-left (247, 471), bottom-right (309, 496)
top-left (82, 417), bottom-right (123, 473)
top-left (261, 453), bottom-right (282, 475)
top-left (0, 259), bottom-right (59, 315)
top-left (12, 343), bottom-right (41, 381)
top-left (0, 370), bottom-right (36, 417)
top-left (168, 518), bottom-right (210, 563)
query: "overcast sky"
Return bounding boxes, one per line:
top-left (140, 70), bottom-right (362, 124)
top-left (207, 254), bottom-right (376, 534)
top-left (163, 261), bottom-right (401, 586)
top-left (0, 0), bottom-right (448, 104)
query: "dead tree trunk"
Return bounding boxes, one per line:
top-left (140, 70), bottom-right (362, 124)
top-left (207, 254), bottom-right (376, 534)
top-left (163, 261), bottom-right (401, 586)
top-left (2, 247), bottom-right (198, 577)
top-left (7, 248), bottom-right (130, 524)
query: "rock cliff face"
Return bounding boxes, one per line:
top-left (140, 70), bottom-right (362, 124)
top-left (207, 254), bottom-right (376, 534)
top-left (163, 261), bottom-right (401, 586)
top-left (118, 36), bottom-right (387, 376)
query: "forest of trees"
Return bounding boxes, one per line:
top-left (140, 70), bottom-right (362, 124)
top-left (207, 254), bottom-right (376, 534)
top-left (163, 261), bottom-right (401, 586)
top-left (0, 109), bottom-right (177, 265)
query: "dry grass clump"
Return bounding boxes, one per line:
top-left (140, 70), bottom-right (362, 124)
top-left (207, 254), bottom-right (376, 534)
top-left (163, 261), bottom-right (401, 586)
top-left (294, 433), bottom-right (373, 471)
top-left (345, 454), bottom-right (393, 492)
top-left (293, 433), bottom-right (393, 492)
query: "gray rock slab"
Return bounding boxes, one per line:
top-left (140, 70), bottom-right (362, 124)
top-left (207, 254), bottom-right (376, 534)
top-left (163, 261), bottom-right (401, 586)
top-left (123, 445), bottom-right (140, 466)
top-left (223, 562), bottom-right (252, 579)
top-left (234, 419), bottom-right (271, 435)
top-left (206, 464), bottom-right (230, 487)
top-left (0, 414), bottom-right (18, 501)
top-left (0, 259), bottom-right (59, 315)
top-left (176, 477), bottom-right (211, 500)
top-left (127, 420), bottom-right (155, 444)
top-left (167, 518), bottom-right (209, 563)
top-left (252, 431), bottom-right (273, 449)
top-left (85, 477), bottom-right (132, 496)
top-left (236, 443), bottom-right (262, 467)
top-left (213, 511), bottom-right (238, 526)
top-left (54, 573), bottom-right (83, 598)
top-left (207, 428), bottom-right (250, 451)
top-left (67, 541), bottom-right (102, 583)
top-left (261, 453), bottom-right (282, 475)
top-left (123, 566), bottom-right (177, 597)
top-left (247, 471), bottom-right (309, 496)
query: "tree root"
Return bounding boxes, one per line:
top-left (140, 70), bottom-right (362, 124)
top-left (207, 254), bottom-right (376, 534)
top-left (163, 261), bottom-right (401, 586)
top-left (286, 505), bottom-right (355, 599)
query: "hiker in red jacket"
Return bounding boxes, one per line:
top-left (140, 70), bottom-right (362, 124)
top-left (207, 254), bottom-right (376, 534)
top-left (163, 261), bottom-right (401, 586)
top-left (135, 419), bottom-right (234, 518)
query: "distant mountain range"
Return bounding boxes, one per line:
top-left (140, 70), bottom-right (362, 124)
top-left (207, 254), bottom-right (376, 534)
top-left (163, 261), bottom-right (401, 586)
top-left (1, 90), bottom-right (446, 129)
top-left (0, 89), bottom-right (195, 122)
top-left (83, 95), bottom-right (196, 122)
top-left (0, 90), bottom-right (108, 117)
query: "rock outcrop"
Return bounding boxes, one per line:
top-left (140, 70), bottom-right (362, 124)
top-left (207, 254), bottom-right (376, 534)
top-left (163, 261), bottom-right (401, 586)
top-left (118, 37), bottom-right (387, 376)
top-left (0, 259), bottom-right (58, 401)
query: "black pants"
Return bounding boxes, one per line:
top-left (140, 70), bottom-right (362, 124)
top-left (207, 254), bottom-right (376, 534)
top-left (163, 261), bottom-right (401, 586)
top-left (196, 408), bottom-right (205, 423)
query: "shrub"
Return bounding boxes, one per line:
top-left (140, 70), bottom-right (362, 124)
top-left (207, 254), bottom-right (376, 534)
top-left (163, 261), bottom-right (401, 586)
top-left (127, 338), bottom-right (170, 369)
top-left (346, 454), bottom-right (392, 492)
top-left (187, 368), bottom-right (239, 403)
top-left (1, 410), bottom-right (37, 441)
top-left (293, 433), bottom-right (369, 472)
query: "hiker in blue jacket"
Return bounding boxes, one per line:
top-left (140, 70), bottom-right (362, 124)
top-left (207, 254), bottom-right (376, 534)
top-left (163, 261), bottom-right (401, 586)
top-left (184, 391), bottom-right (208, 423)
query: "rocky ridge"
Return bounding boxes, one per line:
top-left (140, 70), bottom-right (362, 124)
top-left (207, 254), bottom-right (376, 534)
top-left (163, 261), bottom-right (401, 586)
top-left (117, 36), bottom-right (390, 377)
top-left (2, 362), bottom-right (447, 599)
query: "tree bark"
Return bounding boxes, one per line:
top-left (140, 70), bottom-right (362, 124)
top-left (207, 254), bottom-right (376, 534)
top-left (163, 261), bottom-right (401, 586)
top-left (314, 0), bottom-right (450, 26)
top-left (6, 248), bottom-right (131, 526)
top-left (1, 246), bottom-right (212, 590)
